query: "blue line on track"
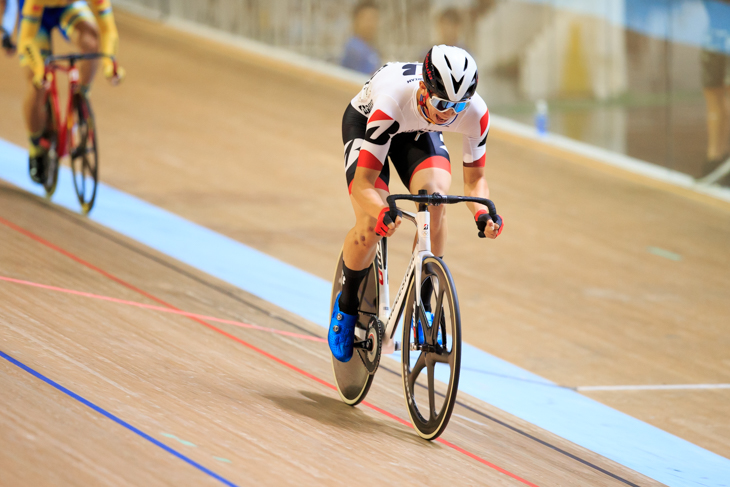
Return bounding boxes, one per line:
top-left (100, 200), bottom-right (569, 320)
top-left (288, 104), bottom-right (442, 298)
top-left (0, 349), bottom-right (240, 487)
top-left (2, 138), bottom-right (729, 487)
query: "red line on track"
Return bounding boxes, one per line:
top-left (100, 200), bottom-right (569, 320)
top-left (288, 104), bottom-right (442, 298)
top-left (0, 215), bottom-right (539, 487)
top-left (0, 275), bottom-right (326, 343)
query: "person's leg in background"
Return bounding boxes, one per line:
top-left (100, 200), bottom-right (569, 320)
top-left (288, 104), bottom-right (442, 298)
top-left (702, 50), bottom-right (730, 174)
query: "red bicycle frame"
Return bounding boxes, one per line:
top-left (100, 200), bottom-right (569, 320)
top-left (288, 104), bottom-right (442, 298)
top-left (43, 53), bottom-right (117, 157)
top-left (43, 61), bottom-right (78, 160)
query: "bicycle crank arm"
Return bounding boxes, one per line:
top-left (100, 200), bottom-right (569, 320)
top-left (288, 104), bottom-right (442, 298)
top-left (353, 339), bottom-right (373, 351)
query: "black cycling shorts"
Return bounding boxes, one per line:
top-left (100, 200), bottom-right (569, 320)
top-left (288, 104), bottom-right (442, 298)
top-left (341, 104), bottom-right (450, 194)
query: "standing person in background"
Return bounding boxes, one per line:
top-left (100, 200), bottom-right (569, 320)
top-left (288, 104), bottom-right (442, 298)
top-left (701, 0), bottom-right (730, 178)
top-left (420, 8), bottom-right (467, 60)
top-left (341, 0), bottom-right (380, 75)
top-left (435, 8), bottom-right (464, 49)
top-left (1, 0), bottom-right (17, 55)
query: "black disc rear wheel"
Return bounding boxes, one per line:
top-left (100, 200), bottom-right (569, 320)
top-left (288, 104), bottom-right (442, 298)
top-left (330, 248), bottom-right (380, 406)
top-left (402, 256), bottom-right (461, 440)
top-left (69, 93), bottom-right (99, 214)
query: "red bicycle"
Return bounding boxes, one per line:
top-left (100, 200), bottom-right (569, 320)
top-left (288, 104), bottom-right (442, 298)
top-left (41, 53), bottom-right (117, 214)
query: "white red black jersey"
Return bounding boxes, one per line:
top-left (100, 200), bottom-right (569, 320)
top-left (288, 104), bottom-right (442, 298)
top-left (349, 62), bottom-right (490, 172)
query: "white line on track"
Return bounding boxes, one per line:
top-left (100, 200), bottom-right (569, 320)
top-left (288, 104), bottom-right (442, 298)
top-left (577, 384), bottom-right (730, 392)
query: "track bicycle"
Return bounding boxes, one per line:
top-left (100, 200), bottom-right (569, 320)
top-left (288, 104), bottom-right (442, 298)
top-left (39, 53), bottom-right (117, 214)
top-left (330, 190), bottom-right (502, 440)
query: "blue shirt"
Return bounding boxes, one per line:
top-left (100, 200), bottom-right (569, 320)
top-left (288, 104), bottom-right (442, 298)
top-left (341, 36), bottom-right (380, 75)
top-left (2, 0), bottom-right (17, 34)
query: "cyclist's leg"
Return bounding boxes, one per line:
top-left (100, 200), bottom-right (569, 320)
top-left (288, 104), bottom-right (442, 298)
top-left (22, 64), bottom-right (46, 135)
top-left (331, 105), bottom-right (390, 361)
top-left (63, 2), bottom-right (98, 90)
top-left (410, 167), bottom-right (451, 256)
top-left (410, 166), bottom-right (450, 316)
top-left (340, 104), bottom-right (390, 284)
top-left (19, 18), bottom-right (51, 181)
top-left (342, 184), bottom-right (389, 272)
top-left (391, 131), bottom-right (452, 257)
top-left (391, 131), bottom-right (451, 314)
top-left (339, 173), bottom-right (389, 312)
top-left (22, 64), bottom-right (49, 182)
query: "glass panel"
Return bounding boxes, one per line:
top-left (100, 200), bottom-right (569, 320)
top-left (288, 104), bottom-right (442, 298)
top-left (118, 0), bottom-right (730, 186)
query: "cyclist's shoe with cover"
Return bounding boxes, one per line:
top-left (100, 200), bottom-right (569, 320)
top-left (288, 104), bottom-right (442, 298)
top-left (413, 311), bottom-right (443, 345)
top-left (28, 136), bottom-right (50, 184)
top-left (329, 292), bottom-right (358, 362)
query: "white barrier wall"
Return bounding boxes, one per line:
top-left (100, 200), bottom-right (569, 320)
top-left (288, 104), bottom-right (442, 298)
top-left (112, 0), bottom-right (726, 182)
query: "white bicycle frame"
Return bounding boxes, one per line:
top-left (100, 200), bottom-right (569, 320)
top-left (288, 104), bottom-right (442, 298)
top-left (356, 207), bottom-right (433, 354)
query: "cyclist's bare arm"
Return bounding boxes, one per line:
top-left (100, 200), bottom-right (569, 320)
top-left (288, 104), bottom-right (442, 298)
top-left (463, 166), bottom-right (499, 238)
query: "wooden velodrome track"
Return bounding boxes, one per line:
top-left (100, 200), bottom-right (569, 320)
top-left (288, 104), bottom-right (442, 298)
top-left (1, 10), bottom-right (729, 486)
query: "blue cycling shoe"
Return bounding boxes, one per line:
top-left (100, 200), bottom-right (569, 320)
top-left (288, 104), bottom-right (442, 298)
top-left (329, 292), bottom-right (358, 362)
top-left (414, 311), bottom-right (443, 345)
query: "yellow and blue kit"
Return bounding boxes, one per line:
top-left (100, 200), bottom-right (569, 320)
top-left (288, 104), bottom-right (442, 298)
top-left (18, 0), bottom-right (119, 84)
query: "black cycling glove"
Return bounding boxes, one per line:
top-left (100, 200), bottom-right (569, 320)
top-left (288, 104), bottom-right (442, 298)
top-left (475, 210), bottom-right (504, 238)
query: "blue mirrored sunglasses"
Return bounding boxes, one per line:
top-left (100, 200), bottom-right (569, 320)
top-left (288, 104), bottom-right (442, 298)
top-left (430, 94), bottom-right (471, 113)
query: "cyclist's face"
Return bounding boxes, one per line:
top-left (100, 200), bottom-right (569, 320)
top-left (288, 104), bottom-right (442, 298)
top-left (427, 99), bottom-right (457, 124)
top-left (418, 83), bottom-right (456, 124)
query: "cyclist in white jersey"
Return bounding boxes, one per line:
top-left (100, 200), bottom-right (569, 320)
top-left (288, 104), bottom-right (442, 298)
top-left (329, 45), bottom-right (503, 362)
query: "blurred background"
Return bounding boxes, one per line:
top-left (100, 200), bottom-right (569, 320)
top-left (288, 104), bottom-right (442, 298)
top-left (117, 0), bottom-right (730, 187)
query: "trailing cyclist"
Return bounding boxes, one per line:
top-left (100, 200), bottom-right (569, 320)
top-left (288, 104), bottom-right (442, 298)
top-left (330, 45), bottom-right (503, 362)
top-left (7, 0), bottom-right (124, 183)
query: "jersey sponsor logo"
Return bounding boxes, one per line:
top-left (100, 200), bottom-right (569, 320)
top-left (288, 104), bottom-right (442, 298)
top-left (401, 63), bottom-right (417, 76)
top-left (401, 63), bottom-right (422, 83)
top-left (365, 110), bottom-right (400, 146)
top-left (358, 100), bottom-right (374, 115)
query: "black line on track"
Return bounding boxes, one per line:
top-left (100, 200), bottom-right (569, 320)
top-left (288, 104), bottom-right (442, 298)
top-left (8, 189), bottom-right (322, 339)
top-left (8, 188), bottom-right (640, 487)
top-left (376, 362), bottom-right (642, 487)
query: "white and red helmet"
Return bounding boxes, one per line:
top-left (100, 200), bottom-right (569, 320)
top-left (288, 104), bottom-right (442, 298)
top-left (423, 45), bottom-right (478, 102)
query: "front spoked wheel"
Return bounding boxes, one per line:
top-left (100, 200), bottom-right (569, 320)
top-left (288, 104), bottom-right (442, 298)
top-left (330, 248), bottom-right (381, 406)
top-left (402, 256), bottom-right (461, 440)
top-left (69, 93), bottom-right (99, 214)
